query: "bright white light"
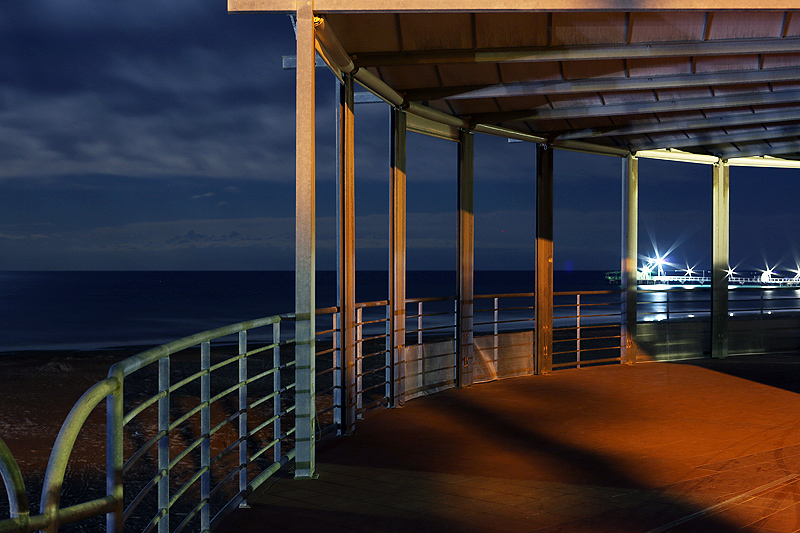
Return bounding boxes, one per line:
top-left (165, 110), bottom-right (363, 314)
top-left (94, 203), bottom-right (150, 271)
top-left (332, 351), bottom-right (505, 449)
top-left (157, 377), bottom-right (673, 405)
top-left (729, 312), bottom-right (734, 317)
top-left (761, 271), bottom-right (772, 283)
top-left (688, 314), bottom-right (695, 318)
top-left (726, 267), bottom-right (736, 278)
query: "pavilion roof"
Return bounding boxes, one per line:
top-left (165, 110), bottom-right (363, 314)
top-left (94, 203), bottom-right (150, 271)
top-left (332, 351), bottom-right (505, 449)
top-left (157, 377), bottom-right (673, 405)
top-left (231, 2), bottom-right (800, 163)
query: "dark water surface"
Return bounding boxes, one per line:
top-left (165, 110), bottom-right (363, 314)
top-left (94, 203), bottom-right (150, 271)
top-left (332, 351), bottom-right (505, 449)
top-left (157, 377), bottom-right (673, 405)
top-left (0, 270), bottom-right (611, 352)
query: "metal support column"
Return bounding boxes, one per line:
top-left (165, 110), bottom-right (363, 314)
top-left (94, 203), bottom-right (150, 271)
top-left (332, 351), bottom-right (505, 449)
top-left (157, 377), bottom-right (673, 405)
top-left (535, 144), bottom-right (554, 375)
top-left (712, 160), bottom-right (730, 359)
top-left (457, 129), bottom-right (475, 388)
top-left (336, 75), bottom-right (356, 434)
top-left (294, 2), bottom-right (316, 479)
top-left (389, 108), bottom-right (407, 406)
top-left (621, 154), bottom-right (638, 364)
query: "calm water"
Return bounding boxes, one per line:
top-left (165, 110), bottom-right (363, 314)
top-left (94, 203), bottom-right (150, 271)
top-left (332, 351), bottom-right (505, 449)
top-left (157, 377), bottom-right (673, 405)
top-left (0, 270), bottom-right (612, 352)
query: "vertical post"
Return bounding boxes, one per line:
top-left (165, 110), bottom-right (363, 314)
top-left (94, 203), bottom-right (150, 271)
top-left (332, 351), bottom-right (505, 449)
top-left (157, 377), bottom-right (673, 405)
top-left (273, 322), bottom-right (282, 462)
top-left (106, 369), bottom-right (124, 533)
top-left (493, 297), bottom-right (499, 365)
top-left (389, 108), bottom-right (407, 406)
top-left (238, 332), bottom-right (248, 496)
top-left (294, 1), bottom-right (316, 479)
top-left (417, 302), bottom-right (423, 345)
top-left (356, 307), bottom-right (363, 414)
top-left (157, 357), bottom-right (170, 533)
top-left (457, 130), bottom-right (475, 387)
top-left (336, 75), bottom-right (357, 435)
top-left (576, 294), bottom-right (581, 368)
top-left (535, 144), bottom-right (554, 375)
top-left (621, 154), bottom-right (638, 364)
top-left (200, 342), bottom-right (211, 532)
top-left (712, 160), bottom-right (730, 359)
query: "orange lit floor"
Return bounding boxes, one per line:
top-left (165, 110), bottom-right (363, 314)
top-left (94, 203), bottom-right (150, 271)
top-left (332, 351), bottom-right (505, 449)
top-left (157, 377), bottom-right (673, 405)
top-left (217, 356), bottom-right (800, 532)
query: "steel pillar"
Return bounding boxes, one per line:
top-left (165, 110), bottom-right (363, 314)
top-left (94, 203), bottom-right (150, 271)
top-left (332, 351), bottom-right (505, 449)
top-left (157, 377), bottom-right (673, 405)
top-left (294, 3), bottom-right (316, 479)
top-left (621, 154), bottom-right (638, 364)
top-left (711, 160), bottom-right (730, 359)
top-left (457, 130), bottom-right (475, 387)
top-left (535, 145), bottom-right (554, 375)
top-left (389, 108), bottom-right (407, 406)
top-left (336, 75), bottom-right (356, 434)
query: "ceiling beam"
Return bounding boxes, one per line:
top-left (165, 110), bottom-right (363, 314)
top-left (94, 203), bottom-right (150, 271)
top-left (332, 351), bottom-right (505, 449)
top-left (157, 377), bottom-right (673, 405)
top-left (404, 67), bottom-right (800, 102)
top-left (628, 126), bottom-right (800, 152)
top-left (556, 109), bottom-right (800, 141)
top-left (231, 1), bottom-right (800, 13)
top-left (468, 89), bottom-right (800, 124)
top-left (353, 37), bottom-right (800, 68)
top-left (717, 140), bottom-right (800, 159)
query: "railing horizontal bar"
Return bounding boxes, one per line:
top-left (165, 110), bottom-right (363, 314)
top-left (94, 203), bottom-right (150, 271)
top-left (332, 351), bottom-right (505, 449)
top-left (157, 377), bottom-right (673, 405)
top-left (316, 366), bottom-right (336, 377)
top-left (123, 469), bottom-right (165, 521)
top-left (406, 296), bottom-right (454, 303)
top-left (248, 414), bottom-right (281, 438)
top-left (359, 365), bottom-right (390, 378)
top-left (356, 397), bottom-right (388, 414)
top-left (49, 495), bottom-right (119, 530)
top-left (168, 466), bottom-right (208, 509)
top-left (317, 385), bottom-right (335, 396)
top-left (356, 300), bottom-right (388, 309)
top-left (169, 368), bottom-right (207, 395)
top-left (316, 404), bottom-right (336, 416)
top-left (123, 391), bottom-right (166, 426)
top-left (169, 402), bottom-right (204, 432)
top-left (475, 292), bottom-right (535, 299)
top-left (315, 306), bottom-right (339, 315)
top-left (209, 381), bottom-right (246, 406)
top-left (210, 409), bottom-right (243, 438)
top-left (123, 430), bottom-right (166, 475)
top-left (246, 366), bottom-right (279, 387)
top-left (245, 342), bottom-right (278, 357)
top-left (246, 449), bottom-right (296, 494)
top-left (111, 314), bottom-right (283, 377)
top-left (169, 435), bottom-right (204, 471)
top-left (360, 381), bottom-right (388, 394)
top-left (250, 438), bottom-right (281, 463)
top-left (553, 357), bottom-right (621, 369)
top-left (358, 318), bottom-right (389, 326)
top-left (360, 334), bottom-right (389, 343)
top-left (360, 349), bottom-right (389, 359)
top-left (250, 389), bottom-right (281, 410)
top-left (316, 347), bottom-right (336, 357)
top-left (554, 290), bottom-right (620, 296)
top-left (209, 353), bottom-right (244, 373)
top-left (173, 498), bottom-right (207, 533)
top-left (315, 328), bottom-right (338, 336)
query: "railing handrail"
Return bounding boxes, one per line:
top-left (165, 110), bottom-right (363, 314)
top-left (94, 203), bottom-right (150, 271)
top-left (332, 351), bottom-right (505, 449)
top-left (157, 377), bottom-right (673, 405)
top-left (109, 314), bottom-right (284, 378)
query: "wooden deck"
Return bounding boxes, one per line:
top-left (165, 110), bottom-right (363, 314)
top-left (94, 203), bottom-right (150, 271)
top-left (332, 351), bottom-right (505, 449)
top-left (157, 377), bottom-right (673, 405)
top-left (218, 356), bottom-right (800, 532)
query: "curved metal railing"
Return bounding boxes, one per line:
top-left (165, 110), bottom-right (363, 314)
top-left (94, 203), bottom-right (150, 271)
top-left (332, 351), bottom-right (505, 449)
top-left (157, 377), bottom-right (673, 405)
top-left (1, 313), bottom-right (295, 533)
top-left (17, 284), bottom-right (800, 531)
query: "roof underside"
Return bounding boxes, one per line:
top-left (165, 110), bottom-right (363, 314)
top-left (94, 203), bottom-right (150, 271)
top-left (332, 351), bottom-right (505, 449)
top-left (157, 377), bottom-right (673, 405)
top-left (232, 2), bottom-right (800, 161)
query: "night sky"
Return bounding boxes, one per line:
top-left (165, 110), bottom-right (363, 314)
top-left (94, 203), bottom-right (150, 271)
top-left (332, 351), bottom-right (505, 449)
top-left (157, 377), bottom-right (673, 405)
top-left (3, 2), bottom-right (800, 273)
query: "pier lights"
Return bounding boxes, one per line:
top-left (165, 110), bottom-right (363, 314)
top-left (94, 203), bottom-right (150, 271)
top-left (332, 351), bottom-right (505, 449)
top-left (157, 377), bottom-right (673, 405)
top-left (726, 267), bottom-right (737, 279)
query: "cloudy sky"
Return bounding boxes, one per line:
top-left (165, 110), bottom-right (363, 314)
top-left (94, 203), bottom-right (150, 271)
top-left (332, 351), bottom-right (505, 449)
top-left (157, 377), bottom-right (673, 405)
top-left (2, 1), bottom-right (800, 272)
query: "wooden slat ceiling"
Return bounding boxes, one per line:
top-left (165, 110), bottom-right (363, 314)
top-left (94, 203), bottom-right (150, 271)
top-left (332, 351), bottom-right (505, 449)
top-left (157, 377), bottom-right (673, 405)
top-left (322, 10), bottom-right (800, 160)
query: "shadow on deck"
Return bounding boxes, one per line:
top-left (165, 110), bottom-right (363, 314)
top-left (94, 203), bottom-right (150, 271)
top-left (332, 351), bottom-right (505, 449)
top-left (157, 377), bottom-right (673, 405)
top-left (218, 356), bottom-right (800, 532)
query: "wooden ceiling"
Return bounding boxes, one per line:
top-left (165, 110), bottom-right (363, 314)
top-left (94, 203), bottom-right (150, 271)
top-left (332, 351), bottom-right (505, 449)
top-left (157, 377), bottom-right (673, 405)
top-left (230, 1), bottom-right (800, 162)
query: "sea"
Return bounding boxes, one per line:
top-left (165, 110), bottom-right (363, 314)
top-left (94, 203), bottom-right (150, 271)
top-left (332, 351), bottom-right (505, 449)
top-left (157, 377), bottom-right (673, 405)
top-left (0, 270), bottom-right (613, 353)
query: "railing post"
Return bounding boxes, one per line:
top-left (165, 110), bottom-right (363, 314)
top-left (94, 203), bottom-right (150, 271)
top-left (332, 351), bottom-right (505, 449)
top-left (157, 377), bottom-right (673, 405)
top-left (200, 341), bottom-right (211, 532)
top-left (333, 313), bottom-right (343, 434)
top-left (157, 357), bottom-right (170, 533)
top-left (576, 294), bottom-right (581, 368)
top-left (106, 369), bottom-right (124, 533)
top-left (238, 332), bottom-right (248, 498)
top-left (418, 302), bottom-right (423, 345)
top-left (356, 307), bottom-right (363, 415)
top-left (273, 322), bottom-right (281, 463)
top-left (493, 297), bottom-right (499, 365)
